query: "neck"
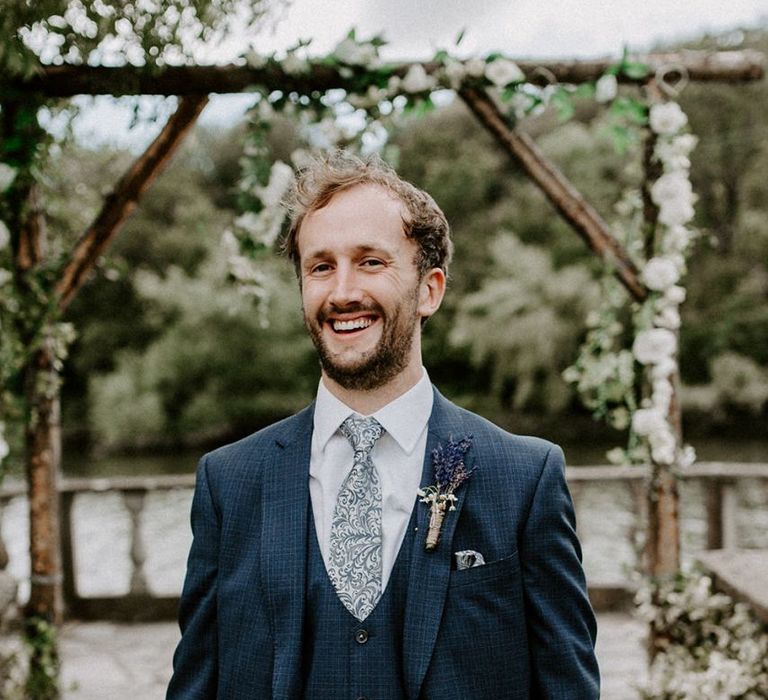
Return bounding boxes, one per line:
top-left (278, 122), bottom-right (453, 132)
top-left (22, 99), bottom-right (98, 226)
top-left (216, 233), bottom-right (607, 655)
top-left (322, 362), bottom-right (424, 415)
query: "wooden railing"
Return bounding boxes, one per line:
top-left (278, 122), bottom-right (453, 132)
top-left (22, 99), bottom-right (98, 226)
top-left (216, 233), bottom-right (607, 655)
top-left (1, 463), bottom-right (766, 621)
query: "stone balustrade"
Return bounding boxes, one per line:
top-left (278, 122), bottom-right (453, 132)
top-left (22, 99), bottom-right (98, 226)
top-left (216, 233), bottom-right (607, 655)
top-left (0, 463), bottom-right (766, 621)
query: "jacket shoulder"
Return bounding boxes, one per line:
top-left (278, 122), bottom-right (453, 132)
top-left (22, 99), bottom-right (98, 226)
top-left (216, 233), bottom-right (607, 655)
top-left (199, 405), bottom-right (313, 477)
top-left (446, 401), bottom-right (561, 466)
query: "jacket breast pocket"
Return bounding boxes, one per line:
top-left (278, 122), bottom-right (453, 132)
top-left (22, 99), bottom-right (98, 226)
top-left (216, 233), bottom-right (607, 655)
top-left (448, 549), bottom-right (521, 589)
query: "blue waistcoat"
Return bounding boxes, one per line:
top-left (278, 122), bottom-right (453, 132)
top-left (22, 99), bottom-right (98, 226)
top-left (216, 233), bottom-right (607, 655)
top-left (301, 506), bottom-right (416, 700)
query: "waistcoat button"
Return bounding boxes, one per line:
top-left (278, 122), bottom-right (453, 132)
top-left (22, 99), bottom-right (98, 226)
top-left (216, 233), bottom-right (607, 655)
top-left (355, 629), bottom-right (369, 644)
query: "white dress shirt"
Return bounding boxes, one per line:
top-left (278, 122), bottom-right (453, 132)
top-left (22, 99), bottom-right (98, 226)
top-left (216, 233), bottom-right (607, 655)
top-left (310, 369), bottom-right (433, 591)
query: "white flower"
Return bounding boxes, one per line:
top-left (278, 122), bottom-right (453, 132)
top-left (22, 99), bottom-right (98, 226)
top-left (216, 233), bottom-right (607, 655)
top-left (442, 58), bottom-right (466, 89)
top-left (0, 163), bottom-right (17, 192)
top-left (387, 75), bottom-right (402, 94)
top-left (595, 74), bottom-right (618, 103)
top-left (484, 58), bottom-right (525, 87)
top-left (0, 268), bottom-right (11, 286)
top-left (282, 53), bottom-right (308, 76)
top-left (649, 102), bottom-right (688, 135)
top-left (0, 436), bottom-right (8, 461)
top-left (402, 64), bottom-right (436, 93)
top-left (234, 212), bottom-right (261, 233)
top-left (652, 379), bottom-right (674, 412)
top-left (333, 38), bottom-right (378, 67)
top-left (606, 447), bottom-right (627, 465)
top-left (654, 307), bottom-right (681, 330)
top-left (0, 220), bottom-right (9, 250)
top-left (664, 285), bottom-right (686, 305)
top-left (255, 161), bottom-right (294, 207)
top-left (290, 148), bottom-right (312, 169)
top-left (464, 58), bottom-right (486, 78)
top-left (650, 428), bottom-right (677, 465)
top-left (257, 99), bottom-right (274, 121)
top-left (510, 91), bottom-right (533, 119)
top-left (662, 225), bottom-right (692, 253)
top-left (642, 257), bottom-right (681, 291)
top-left (633, 328), bottom-right (677, 365)
top-left (632, 408), bottom-right (668, 437)
top-left (658, 198), bottom-right (695, 227)
top-left (245, 50), bottom-right (268, 69)
top-left (651, 171), bottom-right (693, 206)
top-left (651, 356), bottom-right (677, 380)
top-left (671, 133), bottom-right (698, 155)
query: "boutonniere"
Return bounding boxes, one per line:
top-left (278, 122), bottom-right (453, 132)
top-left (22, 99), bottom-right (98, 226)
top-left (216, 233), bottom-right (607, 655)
top-left (418, 435), bottom-right (475, 552)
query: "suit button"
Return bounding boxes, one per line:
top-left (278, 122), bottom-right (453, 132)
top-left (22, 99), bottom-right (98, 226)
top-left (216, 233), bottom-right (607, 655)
top-left (354, 629), bottom-right (369, 644)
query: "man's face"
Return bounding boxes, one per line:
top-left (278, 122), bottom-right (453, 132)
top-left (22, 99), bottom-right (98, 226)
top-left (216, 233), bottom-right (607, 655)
top-left (297, 184), bottom-right (437, 391)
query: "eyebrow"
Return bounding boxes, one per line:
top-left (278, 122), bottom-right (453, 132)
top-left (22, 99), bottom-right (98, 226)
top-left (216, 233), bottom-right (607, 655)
top-left (302, 244), bottom-right (394, 267)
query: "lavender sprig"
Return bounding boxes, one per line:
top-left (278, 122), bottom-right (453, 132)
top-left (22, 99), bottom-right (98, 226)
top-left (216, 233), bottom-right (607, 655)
top-left (418, 435), bottom-right (475, 551)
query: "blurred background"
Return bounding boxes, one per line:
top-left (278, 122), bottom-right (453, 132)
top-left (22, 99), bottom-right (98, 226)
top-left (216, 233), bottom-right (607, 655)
top-left (17, 19), bottom-right (768, 477)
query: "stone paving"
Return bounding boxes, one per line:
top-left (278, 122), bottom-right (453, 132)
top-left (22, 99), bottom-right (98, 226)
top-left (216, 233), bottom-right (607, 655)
top-left (54, 612), bottom-right (647, 699)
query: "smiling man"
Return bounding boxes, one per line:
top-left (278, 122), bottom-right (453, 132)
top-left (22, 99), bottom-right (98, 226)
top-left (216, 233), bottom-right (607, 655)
top-left (168, 151), bottom-right (600, 699)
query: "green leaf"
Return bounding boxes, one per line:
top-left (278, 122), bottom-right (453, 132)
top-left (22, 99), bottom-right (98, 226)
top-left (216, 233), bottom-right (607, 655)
top-left (574, 83), bottom-right (596, 99)
top-left (455, 28), bottom-right (466, 46)
top-left (551, 88), bottom-right (575, 121)
top-left (622, 62), bottom-right (649, 79)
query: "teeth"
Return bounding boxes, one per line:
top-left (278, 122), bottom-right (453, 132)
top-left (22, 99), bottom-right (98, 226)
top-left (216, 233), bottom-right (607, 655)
top-left (333, 317), bottom-right (373, 332)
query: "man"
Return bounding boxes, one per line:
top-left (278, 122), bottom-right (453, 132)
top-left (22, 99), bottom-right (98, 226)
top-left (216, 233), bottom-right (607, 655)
top-left (168, 151), bottom-right (599, 699)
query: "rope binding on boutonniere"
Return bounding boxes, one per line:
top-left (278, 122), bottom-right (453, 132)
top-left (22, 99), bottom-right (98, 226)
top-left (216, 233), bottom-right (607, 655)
top-left (418, 435), bottom-right (475, 552)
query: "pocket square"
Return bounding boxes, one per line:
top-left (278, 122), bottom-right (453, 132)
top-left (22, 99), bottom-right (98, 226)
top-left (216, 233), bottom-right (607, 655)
top-left (454, 549), bottom-right (486, 570)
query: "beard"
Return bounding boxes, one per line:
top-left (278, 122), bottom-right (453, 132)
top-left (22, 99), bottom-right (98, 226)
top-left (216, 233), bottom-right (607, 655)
top-left (304, 290), bottom-right (420, 392)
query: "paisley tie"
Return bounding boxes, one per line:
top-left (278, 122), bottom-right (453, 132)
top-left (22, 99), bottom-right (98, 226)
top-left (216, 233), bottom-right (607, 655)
top-left (328, 415), bottom-right (384, 621)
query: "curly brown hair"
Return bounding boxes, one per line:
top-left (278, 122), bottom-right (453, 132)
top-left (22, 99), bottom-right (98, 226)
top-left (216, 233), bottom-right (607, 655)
top-left (282, 150), bottom-right (453, 278)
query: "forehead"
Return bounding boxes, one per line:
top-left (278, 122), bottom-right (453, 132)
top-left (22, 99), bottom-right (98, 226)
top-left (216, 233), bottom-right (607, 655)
top-left (298, 184), bottom-right (410, 257)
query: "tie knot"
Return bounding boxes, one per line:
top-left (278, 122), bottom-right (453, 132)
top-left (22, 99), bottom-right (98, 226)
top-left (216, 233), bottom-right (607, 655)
top-left (340, 416), bottom-right (383, 456)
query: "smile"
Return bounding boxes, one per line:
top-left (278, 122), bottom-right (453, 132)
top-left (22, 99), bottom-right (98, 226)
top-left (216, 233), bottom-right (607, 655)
top-left (330, 316), bottom-right (377, 333)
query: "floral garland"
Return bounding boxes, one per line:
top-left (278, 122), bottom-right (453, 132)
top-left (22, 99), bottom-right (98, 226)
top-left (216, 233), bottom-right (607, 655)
top-left (564, 97), bottom-right (698, 468)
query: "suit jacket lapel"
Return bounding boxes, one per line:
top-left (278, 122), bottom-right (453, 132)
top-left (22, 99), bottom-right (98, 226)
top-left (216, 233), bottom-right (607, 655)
top-left (260, 405), bottom-right (313, 699)
top-left (403, 389), bottom-right (475, 698)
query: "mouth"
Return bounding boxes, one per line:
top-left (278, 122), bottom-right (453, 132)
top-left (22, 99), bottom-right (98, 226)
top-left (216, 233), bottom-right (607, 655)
top-left (327, 314), bottom-right (380, 335)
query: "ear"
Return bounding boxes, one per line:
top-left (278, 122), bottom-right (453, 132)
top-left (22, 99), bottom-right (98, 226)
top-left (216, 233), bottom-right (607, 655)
top-left (417, 267), bottom-right (446, 320)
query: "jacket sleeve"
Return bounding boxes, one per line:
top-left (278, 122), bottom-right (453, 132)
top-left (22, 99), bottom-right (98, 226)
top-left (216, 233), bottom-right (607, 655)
top-left (519, 444), bottom-right (600, 699)
top-left (167, 455), bottom-right (220, 699)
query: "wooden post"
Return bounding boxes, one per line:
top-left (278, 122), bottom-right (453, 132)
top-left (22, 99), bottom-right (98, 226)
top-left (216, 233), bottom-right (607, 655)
top-left (24, 341), bottom-right (64, 624)
top-left (458, 85), bottom-right (647, 303)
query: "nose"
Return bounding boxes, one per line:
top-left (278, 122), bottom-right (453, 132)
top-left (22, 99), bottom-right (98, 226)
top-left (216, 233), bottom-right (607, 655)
top-left (328, 263), bottom-right (364, 306)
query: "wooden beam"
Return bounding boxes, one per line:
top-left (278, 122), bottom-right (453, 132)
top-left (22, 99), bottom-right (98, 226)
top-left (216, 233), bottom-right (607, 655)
top-left (55, 95), bottom-right (208, 310)
top-left (5, 50), bottom-right (764, 97)
top-left (459, 85), bottom-right (647, 302)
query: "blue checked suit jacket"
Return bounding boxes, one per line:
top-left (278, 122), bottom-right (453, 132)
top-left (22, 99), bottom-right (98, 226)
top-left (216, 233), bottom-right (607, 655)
top-left (168, 387), bottom-right (600, 699)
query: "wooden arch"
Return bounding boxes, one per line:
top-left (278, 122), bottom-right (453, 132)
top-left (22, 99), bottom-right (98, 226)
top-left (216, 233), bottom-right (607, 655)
top-left (3, 49), bottom-right (764, 626)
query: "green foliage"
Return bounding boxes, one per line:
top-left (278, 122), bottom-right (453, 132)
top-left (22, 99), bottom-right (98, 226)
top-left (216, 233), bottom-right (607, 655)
top-left (23, 616), bottom-right (59, 700)
top-left (88, 246), bottom-right (316, 449)
top-left (449, 233), bottom-right (599, 413)
top-left (710, 352), bottom-right (768, 415)
top-left (0, 0), bottom-right (276, 75)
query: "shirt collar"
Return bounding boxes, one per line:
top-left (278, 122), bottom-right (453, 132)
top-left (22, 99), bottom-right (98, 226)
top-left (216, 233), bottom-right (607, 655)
top-left (312, 368), bottom-right (433, 455)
